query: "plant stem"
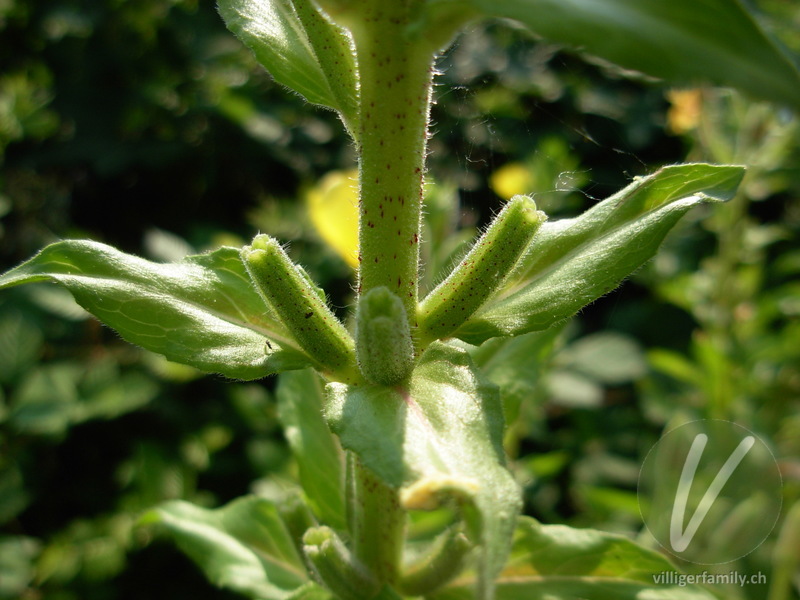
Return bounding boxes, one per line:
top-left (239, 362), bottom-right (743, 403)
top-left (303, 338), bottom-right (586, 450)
top-left (332, 3), bottom-right (462, 589)
top-left (350, 456), bottom-right (405, 585)
top-left (350, 2), bottom-right (436, 321)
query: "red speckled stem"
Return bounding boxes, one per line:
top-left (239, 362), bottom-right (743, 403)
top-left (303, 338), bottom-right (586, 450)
top-left (350, 2), bottom-right (435, 323)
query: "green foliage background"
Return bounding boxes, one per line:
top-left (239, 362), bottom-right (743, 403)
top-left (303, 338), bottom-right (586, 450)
top-left (1, 1), bottom-right (798, 599)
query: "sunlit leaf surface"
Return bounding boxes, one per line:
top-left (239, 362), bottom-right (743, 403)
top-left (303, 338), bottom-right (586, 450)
top-left (0, 242), bottom-right (310, 380)
top-left (325, 342), bottom-right (521, 600)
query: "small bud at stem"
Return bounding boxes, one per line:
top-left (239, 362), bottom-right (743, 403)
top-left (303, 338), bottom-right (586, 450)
top-left (355, 287), bottom-right (414, 386)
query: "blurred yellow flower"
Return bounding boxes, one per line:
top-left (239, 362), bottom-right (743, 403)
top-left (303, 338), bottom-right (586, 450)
top-left (490, 162), bottom-right (534, 200)
top-left (306, 169), bottom-right (360, 268)
top-left (666, 89), bottom-right (703, 134)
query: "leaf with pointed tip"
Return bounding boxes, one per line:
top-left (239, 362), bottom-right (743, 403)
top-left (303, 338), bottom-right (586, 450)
top-left (218, 0), bottom-right (359, 133)
top-left (433, 0), bottom-right (800, 107)
top-left (325, 342), bottom-right (521, 600)
top-left (142, 496), bottom-right (327, 600)
top-left (429, 516), bottom-right (718, 599)
top-left (454, 164), bottom-right (745, 344)
top-left (0, 240), bottom-right (311, 380)
top-left (276, 369), bottom-right (346, 530)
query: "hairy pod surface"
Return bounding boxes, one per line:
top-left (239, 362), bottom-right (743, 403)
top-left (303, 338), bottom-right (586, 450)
top-left (355, 286), bottom-right (414, 386)
top-left (399, 528), bottom-right (473, 596)
top-left (303, 527), bottom-right (379, 600)
top-left (417, 195), bottom-right (545, 343)
top-left (241, 234), bottom-right (357, 379)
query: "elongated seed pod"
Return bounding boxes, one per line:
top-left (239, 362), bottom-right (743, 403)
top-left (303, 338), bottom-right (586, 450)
top-left (355, 286), bottom-right (414, 386)
top-left (303, 527), bottom-right (380, 600)
top-left (241, 234), bottom-right (357, 379)
top-left (399, 528), bottom-right (473, 596)
top-left (417, 195), bottom-right (545, 343)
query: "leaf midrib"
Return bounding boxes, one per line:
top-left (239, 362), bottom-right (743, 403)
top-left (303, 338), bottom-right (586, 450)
top-left (28, 270), bottom-right (306, 354)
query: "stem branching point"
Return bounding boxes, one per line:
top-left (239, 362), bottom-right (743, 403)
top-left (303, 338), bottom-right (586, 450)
top-left (355, 286), bottom-right (414, 385)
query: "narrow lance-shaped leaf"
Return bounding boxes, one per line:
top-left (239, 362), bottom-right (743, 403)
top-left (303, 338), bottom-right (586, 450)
top-left (427, 0), bottom-right (800, 108)
top-left (276, 369), bottom-right (347, 530)
top-left (218, 0), bottom-right (360, 135)
top-left (430, 516), bottom-right (718, 599)
top-left (0, 241), bottom-right (310, 380)
top-left (469, 325), bottom-right (566, 436)
top-left (454, 164), bottom-right (745, 344)
top-left (141, 496), bottom-right (321, 600)
top-left (325, 342), bottom-right (521, 600)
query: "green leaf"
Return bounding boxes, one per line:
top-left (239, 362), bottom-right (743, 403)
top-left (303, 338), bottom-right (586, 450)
top-left (276, 369), bottom-right (346, 530)
top-left (0, 309), bottom-right (44, 384)
top-left (560, 332), bottom-right (647, 385)
top-left (0, 464), bottom-right (29, 524)
top-left (454, 164), bottom-right (745, 344)
top-left (469, 326), bottom-right (564, 430)
top-left (431, 516), bottom-right (718, 599)
top-left (9, 358), bottom-right (159, 435)
top-left (218, 0), bottom-right (359, 133)
top-left (648, 348), bottom-right (704, 387)
top-left (143, 496), bottom-right (318, 600)
top-left (440, 0), bottom-right (800, 108)
top-left (0, 241), bottom-right (311, 380)
top-left (355, 287), bottom-right (414, 386)
top-left (302, 526), bottom-right (381, 600)
top-left (325, 342), bottom-right (521, 600)
top-left (0, 536), bottom-right (39, 599)
top-left (287, 583), bottom-right (335, 600)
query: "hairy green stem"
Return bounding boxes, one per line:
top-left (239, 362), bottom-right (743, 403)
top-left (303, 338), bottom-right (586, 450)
top-left (349, 1), bottom-right (436, 321)
top-left (350, 456), bottom-right (405, 585)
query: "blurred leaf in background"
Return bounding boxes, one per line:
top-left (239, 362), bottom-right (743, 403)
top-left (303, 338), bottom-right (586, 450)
top-left (0, 4), bottom-right (332, 596)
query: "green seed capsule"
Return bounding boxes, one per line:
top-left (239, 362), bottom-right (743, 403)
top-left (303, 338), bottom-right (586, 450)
top-left (355, 286), bottom-right (414, 386)
top-left (241, 234), bottom-right (357, 379)
top-left (303, 527), bottom-right (379, 600)
top-left (399, 528), bottom-right (473, 596)
top-left (418, 195), bottom-right (545, 343)
top-left (296, 263), bottom-right (327, 303)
